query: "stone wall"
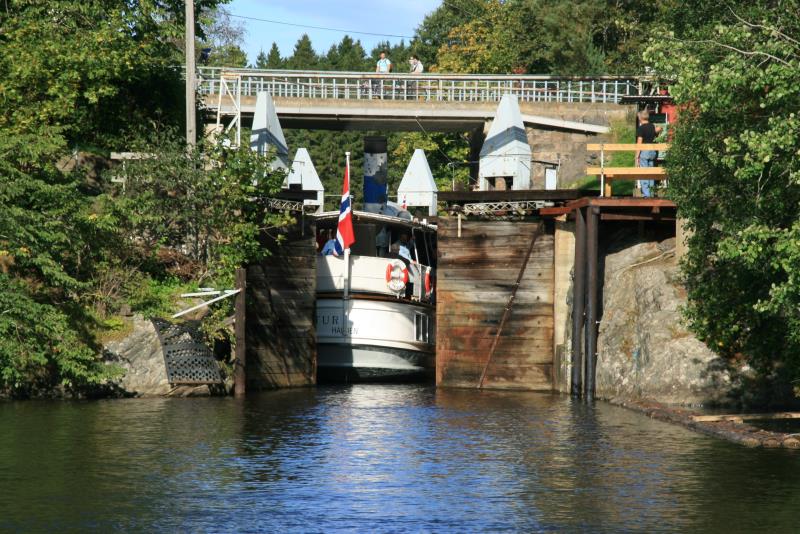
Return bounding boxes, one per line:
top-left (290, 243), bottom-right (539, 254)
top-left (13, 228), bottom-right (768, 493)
top-left (519, 102), bottom-right (636, 188)
top-left (553, 230), bottom-right (733, 405)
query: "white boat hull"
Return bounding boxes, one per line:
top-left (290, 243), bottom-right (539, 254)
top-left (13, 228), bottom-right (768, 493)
top-left (316, 297), bottom-right (434, 380)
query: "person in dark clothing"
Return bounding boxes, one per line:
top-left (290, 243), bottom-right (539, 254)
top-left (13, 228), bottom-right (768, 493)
top-left (636, 110), bottom-right (663, 198)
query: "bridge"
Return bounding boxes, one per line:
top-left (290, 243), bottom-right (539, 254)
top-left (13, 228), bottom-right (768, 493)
top-left (197, 67), bottom-right (644, 137)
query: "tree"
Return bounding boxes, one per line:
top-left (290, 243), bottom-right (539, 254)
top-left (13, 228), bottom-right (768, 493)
top-left (0, 0), bottom-right (230, 396)
top-left (256, 42), bottom-right (284, 69)
top-left (286, 34), bottom-right (319, 70)
top-left (435, 0), bottom-right (529, 74)
top-left (198, 6), bottom-right (249, 67)
top-left (322, 35), bottom-right (369, 71)
top-left (413, 0), bottom-right (481, 71)
top-left (646, 0), bottom-right (800, 398)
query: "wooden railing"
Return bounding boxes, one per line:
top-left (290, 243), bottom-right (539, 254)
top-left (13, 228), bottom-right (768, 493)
top-left (586, 143), bottom-right (670, 197)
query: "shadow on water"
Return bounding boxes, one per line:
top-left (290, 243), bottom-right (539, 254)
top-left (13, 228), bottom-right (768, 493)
top-left (2, 386), bottom-right (800, 532)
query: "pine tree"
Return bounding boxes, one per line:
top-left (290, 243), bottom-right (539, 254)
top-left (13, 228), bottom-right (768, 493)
top-left (255, 43), bottom-right (284, 69)
top-left (286, 34), bottom-right (319, 70)
top-left (266, 42), bottom-right (283, 69)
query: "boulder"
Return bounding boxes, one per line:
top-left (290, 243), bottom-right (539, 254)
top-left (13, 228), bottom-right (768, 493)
top-left (595, 236), bottom-right (732, 406)
top-left (103, 315), bottom-right (218, 397)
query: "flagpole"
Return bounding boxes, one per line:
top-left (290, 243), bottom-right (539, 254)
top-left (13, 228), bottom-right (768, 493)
top-left (343, 151), bottom-right (351, 302)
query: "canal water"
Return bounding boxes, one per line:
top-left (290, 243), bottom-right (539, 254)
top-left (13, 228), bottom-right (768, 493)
top-left (1, 385), bottom-right (799, 532)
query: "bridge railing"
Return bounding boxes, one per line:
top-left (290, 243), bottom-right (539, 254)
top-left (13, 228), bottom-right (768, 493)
top-left (197, 67), bottom-right (642, 104)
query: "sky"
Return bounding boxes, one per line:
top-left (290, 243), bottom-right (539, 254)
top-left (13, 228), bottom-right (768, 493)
top-left (226, 0), bottom-right (438, 65)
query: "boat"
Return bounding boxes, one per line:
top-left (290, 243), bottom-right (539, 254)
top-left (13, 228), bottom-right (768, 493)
top-left (314, 209), bottom-right (437, 382)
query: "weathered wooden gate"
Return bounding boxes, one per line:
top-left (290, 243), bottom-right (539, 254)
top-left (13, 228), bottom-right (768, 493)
top-left (245, 219), bottom-right (316, 389)
top-left (436, 218), bottom-right (554, 390)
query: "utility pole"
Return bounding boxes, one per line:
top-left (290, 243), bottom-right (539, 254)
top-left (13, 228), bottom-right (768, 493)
top-left (185, 0), bottom-right (196, 149)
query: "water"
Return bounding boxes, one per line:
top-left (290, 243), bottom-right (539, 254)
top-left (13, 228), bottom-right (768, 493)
top-left (1, 385), bottom-right (799, 532)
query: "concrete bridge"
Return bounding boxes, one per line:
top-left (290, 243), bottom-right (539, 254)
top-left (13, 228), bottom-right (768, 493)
top-left (199, 67), bottom-right (641, 131)
top-left (198, 67), bottom-right (639, 187)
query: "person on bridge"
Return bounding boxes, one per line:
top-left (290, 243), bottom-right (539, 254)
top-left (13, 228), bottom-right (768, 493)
top-left (636, 109), bottom-right (662, 198)
top-left (409, 55), bottom-right (423, 98)
top-left (373, 50), bottom-right (392, 97)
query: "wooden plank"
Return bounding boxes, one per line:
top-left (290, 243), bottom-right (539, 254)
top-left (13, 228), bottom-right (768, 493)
top-left (436, 305), bottom-right (553, 322)
top-left (439, 267), bottom-right (553, 281)
top-left (438, 361), bottom-right (552, 390)
top-left (601, 213), bottom-right (676, 221)
top-left (691, 412), bottom-right (800, 423)
top-left (586, 143), bottom-right (670, 151)
top-left (439, 331), bottom-right (555, 350)
top-left (586, 167), bottom-right (666, 176)
top-left (438, 286), bottom-right (553, 301)
top-left (566, 198), bottom-right (676, 209)
top-left (438, 226), bottom-right (552, 240)
top-left (438, 190), bottom-right (584, 202)
top-left (234, 267), bottom-right (246, 397)
top-left (539, 206), bottom-right (572, 216)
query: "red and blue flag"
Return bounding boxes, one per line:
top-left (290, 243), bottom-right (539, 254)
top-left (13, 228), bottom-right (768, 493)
top-left (336, 160), bottom-right (355, 253)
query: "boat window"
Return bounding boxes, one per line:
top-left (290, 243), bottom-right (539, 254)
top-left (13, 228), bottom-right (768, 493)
top-left (415, 313), bottom-right (429, 343)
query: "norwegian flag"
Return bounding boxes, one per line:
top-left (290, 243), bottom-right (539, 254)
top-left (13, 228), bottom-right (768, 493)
top-left (336, 158), bottom-right (355, 253)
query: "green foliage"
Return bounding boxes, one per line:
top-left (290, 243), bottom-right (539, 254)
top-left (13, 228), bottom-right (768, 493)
top-left (321, 36), bottom-right (370, 71)
top-left (198, 6), bottom-right (249, 67)
top-left (285, 34), bottom-right (320, 70)
top-left (646, 1), bottom-right (800, 389)
top-left (390, 132), bottom-right (471, 192)
top-left (256, 43), bottom-right (285, 69)
top-left (0, 274), bottom-right (120, 397)
top-left (0, 0), bottom-right (228, 396)
top-left (419, 0), bottom-right (674, 75)
top-left (113, 129), bottom-right (291, 279)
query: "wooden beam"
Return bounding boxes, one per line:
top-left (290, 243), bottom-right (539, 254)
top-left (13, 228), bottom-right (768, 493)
top-left (601, 213), bottom-right (675, 221)
top-left (234, 267), bottom-right (247, 397)
top-left (584, 206), bottom-right (599, 401)
top-left (277, 189), bottom-right (318, 201)
top-left (539, 206), bottom-right (573, 217)
top-left (567, 198), bottom-right (676, 210)
top-left (691, 412), bottom-right (800, 423)
top-left (586, 167), bottom-right (666, 176)
top-left (586, 143), bottom-right (670, 151)
top-left (438, 189), bottom-right (586, 203)
top-left (571, 208), bottom-right (586, 397)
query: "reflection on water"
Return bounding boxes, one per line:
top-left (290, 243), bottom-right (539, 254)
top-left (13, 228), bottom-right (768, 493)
top-left (1, 386), bottom-right (800, 532)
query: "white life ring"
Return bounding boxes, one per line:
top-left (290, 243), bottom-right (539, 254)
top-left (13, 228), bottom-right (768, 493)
top-left (385, 259), bottom-right (409, 293)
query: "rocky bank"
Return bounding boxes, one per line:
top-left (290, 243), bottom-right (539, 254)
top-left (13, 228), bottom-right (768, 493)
top-left (593, 235), bottom-right (732, 406)
top-left (103, 315), bottom-right (222, 397)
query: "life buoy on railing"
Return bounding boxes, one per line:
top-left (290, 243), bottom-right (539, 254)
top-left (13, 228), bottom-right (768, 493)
top-left (424, 270), bottom-right (433, 298)
top-left (385, 259), bottom-right (409, 293)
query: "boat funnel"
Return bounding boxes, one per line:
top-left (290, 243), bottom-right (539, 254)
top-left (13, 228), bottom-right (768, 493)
top-left (478, 94), bottom-right (532, 190)
top-left (249, 91), bottom-right (289, 172)
top-left (363, 136), bottom-right (388, 213)
top-left (287, 148), bottom-right (325, 213)
top-left (397, 149), bottom-right (438, 216)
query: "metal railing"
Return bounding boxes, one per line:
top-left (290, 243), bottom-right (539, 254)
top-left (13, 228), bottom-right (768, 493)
top-left (197, 67), bottom-right (642, 104)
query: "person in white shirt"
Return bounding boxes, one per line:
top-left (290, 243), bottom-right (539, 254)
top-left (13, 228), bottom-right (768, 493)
top-left (408, 55), bottom-right (423, 98)
top-left (373, 50), bottom-right (392, 97)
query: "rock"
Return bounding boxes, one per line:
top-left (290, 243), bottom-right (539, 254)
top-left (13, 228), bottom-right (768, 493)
top-left (595, 234), bottom-right (732, 406)
top-left (783, 438), bottom-right (800, 449)
top-left (103, 315), bottom-right (172, 397)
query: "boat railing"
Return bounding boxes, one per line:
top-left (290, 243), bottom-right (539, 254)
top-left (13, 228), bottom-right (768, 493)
top-left (317, 254), bottom-right (433, 303)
